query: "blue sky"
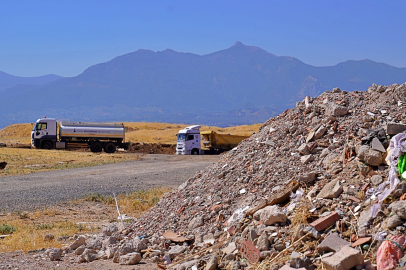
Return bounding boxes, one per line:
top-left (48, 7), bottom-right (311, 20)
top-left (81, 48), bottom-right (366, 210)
top-left (1, 1), bottom-right (405, 77)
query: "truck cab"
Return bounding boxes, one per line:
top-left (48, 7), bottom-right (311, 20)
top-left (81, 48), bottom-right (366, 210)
top-left (176, 125), bottom-right (201, 155)
top-left (31, 118), bottom-right (57, 149)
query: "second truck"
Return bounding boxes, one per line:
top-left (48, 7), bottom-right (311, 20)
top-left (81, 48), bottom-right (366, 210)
top-left (176, 125), bottom-right (249, 155)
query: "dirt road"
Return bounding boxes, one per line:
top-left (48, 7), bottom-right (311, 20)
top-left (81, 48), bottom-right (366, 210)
top-left (0, 154), bottom-right (219, 212)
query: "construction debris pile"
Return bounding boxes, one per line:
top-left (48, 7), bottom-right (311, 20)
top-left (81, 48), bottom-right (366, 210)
top-left (48, 83), bottom-right (406, 269)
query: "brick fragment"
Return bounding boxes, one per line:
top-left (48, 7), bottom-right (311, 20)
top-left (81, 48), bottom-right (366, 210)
top-left (310, 211), bottom-right (340, 231)
top-left (348, 196), bottom-right (360, 203)
top-left (351, 236), bottom-right (371, 247)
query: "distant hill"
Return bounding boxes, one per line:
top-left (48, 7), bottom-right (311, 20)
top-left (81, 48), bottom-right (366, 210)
top-left (0, 71), bottom-right (62, 92)
top-left (1, 41), bottom-right (406, 129)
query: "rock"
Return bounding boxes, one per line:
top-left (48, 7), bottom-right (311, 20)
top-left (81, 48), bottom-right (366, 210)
top-left (46, 248), bottom-right (62, 261)
top-left (256, 233), bottom-right (269, 251)
top-left (322, 246), bottom-right (364, 270)
top-left (301, 154), bottom-right (314, 164)
top-left (371, 137), bottom-right (385, 152)
top-left (298, 144), bottom-right (310, 155)
top-left (75, 245), bottom-right (86, 255)
top-left (318, 233), bottom-right (350, 252)
top-left (167, 245), bottom-right (186, 259)
top-left (386, 122), bottom-right (406, 135)
top-left (80, 248), bottom-right (98, 263)
top-left (188, 216), bottom-right (204, 230)
top-left (69, 235), bottom-right (86, 250)
top-left (119, 252), bottom-right (142, 265)
top-left (223, 242), bottom-right (237, 255)
top-left (86, 237), bottom-right (103, 250)
top-left (388, 201), bottom-right (406, 219)
top-left (205, 254), bottom-right (218, 270)
top-left (357, 146), bottom-right (383, 166)
top-left (103, 223), bottom-right (118, 236)
top-left (358, 208), bottom-right (372, 228)
top-left (298, 172), bottom-right (316, 183)
top-left (327, 105), bottom-right (347, 116)
top-left (0, 161), bottom-right (6, 170)
top-left (317, 179), bottom-right (343, 199)
top-left (314, 125), bottom-right (327, 139)
top-left (259, 205), bottom-right (287, 226)
top-left (43, 234), bottom-right (54, 242)
top-left (332, 87), bottom-right (341, 93)
top-left (370, 175), bottom-right (383, 186)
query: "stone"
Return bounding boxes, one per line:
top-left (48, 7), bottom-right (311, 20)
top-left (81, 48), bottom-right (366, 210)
top-left (279, 266), bottom-right (306, 270)
top-left (46, 248), bottom-right (62, 261)
top-left (167, 245), bottom-right (186, 259)
top-left (318, 233), bottom-right (350, 252)
top-left (103, 223), bottom-right (118, 236)
top-left (75, 245), bottom-right (86, 255)
top-left (388, 201), bottom-right (406, 219)
top-left (223, 242), bottom-right (237, 255)
top-left (358, 208), bottom-right (372, 228)
top-left (327, 105), bottom-right (348, 116)
top-left (43, 234), bottom-right (54, 242)
top-left (303, 226), bottom-right (321, 239)
top-left (86, 237), bottom-right (102, 250)
top-left (371, 138), bottom-right (386, 152)
top-left (386, 122), bottom-right (406, 135)
top-left (301, 154), bottom-right (314, 164)
top-left (259, 205), bottom-right (287, 226)
top-left (249, 230), bottom-right (258, 242)
top-left (317, 179), bottom-right (343, 199)
top-left (357, 146), bottom-right (382, 166)
top-left (80, 248), bottom-right (98, 262)
top-left (256, 233), bottom-right (269, 251)
top-left (332, 87), bottom-right (341, 93)
top-left (314, 125), bottom-right (327, 139)
top-left (322, 246), bottom-right (364, 270)
top-left (387, 214), bottom-right (402, 229)
top-left (298, 172), bottom-right (316, 183)
top-left (370, 175), bottom-right (383, 186)
top-left (188, 216), bottom-right (204, 230)
top-left (119, 252), bottom-right (142, 265)
top-left (298, 144), bottom-right (310, 155)
top-left (69, 235), bottom-right (86, 250)
top-left (205, 254), bottom-right (218, 270)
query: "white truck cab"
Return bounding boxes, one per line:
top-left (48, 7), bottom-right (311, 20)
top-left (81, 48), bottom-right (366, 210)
top-left (176, 125), bottom-right (201, 155)
top-left (31, 118), bottom-right (57, 149)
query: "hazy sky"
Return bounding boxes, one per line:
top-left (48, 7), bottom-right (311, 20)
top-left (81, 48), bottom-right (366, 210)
top-left (1, 1), bottom-right (405, 77)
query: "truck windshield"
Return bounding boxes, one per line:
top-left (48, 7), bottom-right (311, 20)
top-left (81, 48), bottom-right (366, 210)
top-left (177, 133), bottom-right (187, 141)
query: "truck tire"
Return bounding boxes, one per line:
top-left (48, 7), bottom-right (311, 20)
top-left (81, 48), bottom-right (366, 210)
top-left (90, 141), bottom-right (103, 153)
top-left (191, 148), bottom-right (199, 155)
top-left (104, 142), bottom-right (116, 153)
top-left (41, 141), bottom-right (53, 150)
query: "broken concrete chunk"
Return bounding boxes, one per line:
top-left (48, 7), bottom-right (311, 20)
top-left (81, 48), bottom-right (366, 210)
top-left (327, 105), bottom-right (348, 116)
top-left (388, 201), bottom-right (406, 219)
top-left (255, 233), bottom-right (269, 251)
top-left (314, 125), bottom-right (327, 139)
top-left (103, 223), bottom-right (118, 236)
top-left (223, 242), bottom-right (237, 255)
top-left (370, 175), bottom-right (383, 186)
top-left (205, 254), bottom-right (218, 270)
top-left (167, 245), bottom-right (186, 259)
top-left (301, 154), bottom-right (314, 164)
top-left (386, 122), bottom-right (406, 135)
top-left (69, 235), bottom-right (86, 250)
top-left (318, 233), bottom-right (350, 252)
top-left (259, 205), bottom-right (287, 226)
top-left (298, 172), bottom-right (316, 183)
top-left (45, 248), bottom-right (62, 261)
top-left (357, 146), bottom-right (383, 166)
top-left (188, 216), bottom-right (204, 230)
top-left (298, 144), bottom-right (310, 155)
top-left (387, 214), bottom-right (402, 229)
top-left (119, 252), bottom-right (142, 265)
top-left (321, 246), bottom-right (364, 270)
top-left (317, 179), bottom-right (343, 199)
top-left (371, 137), bottom-right (386, 152)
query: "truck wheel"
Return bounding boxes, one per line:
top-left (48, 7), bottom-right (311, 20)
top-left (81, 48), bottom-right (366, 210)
top-left (191, 149), bottom-right (199, 155)
top-left (90, 141), bottom-right (103, 153)
top-left (41, 141), bottom-right (53, 150)
top-left (104, 142), bottom-right (116, 153)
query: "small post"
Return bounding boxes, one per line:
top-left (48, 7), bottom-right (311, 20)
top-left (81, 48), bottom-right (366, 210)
top-left (113, 192), bottom-right (124, 227)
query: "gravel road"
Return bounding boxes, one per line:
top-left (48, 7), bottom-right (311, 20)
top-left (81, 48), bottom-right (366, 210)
top-left (0, 154), bottom-right (219, 212)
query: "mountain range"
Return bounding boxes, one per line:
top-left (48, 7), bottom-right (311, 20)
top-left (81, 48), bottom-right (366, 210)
top-left (1, 41), bottom-right (406, 129)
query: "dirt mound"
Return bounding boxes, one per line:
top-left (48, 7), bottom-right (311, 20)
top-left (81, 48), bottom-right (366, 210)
top-left (127, 142), bottom-right (176, 154)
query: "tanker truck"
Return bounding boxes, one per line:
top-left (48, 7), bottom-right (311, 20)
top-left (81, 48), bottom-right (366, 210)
top-left (176, 125), bottom-right (249, 155)
top-left (31, 117), bottom-right (128, 153)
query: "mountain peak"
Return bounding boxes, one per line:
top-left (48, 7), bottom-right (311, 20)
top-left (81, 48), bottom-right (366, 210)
top-left (232, 41), bottom-right (245, 47)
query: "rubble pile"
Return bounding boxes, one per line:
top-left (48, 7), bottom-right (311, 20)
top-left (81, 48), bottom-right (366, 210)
top-left (50, 83), bottom-right (406, 269)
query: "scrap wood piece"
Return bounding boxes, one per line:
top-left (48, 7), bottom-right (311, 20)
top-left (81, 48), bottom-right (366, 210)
top-left (246, 180), bottom-right (299, 216)
top-left (240, 241), bottom-right (261, 264)
top-left (163, 231), bottom-right (190, 243)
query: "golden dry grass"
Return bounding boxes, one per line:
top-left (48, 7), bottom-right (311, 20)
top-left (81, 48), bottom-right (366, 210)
top-left (0, 187), bottom-right (171, 252)
top-left (0, 148), bottom-right (140, 176)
